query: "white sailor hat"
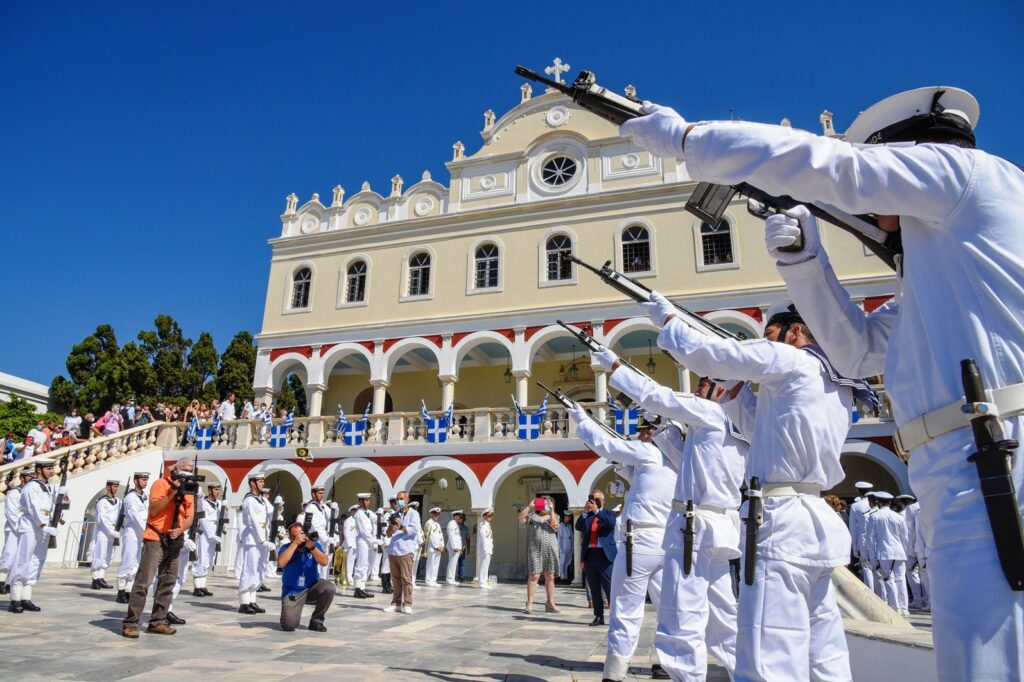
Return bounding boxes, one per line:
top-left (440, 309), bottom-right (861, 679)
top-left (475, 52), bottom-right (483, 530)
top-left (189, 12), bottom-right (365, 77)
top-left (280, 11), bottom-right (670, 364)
top-left (844, 86), bottom-right (979, 146)
top-left (765, 301), bottom-right (804, 329)
top-left (482, 507), bottom-right (495, 516)
top-left (34, 458), bottom-right (57, 467)
top-left (19, 467), bottom-right (34, 477)
top-left (409, 501), bottom-right (420, 508)
top-left (429, 506), bottom-right (442, 513)
top-left (874, 491), bottom-right (894, 501)
top-left (865, 491), bottom-right (877, 497)
top-left (248, 473), bottom-right (266, 481)
top-left (561, 509), bottom-right (573, 516)
top-left (348, 504), bottom-right (359, 512)
top-left (311, 485), bottom-right (325, 492)
top-left (612, 504), bottom-right (622, 512)
top-left (895, 494), bottom-right (916, 502)
top-left (452, 509), bottom-right (465, 516)
top-left (106, 479), bottom-right (120, 485)
top-left (357, 492), bottom-right (372, 500)
top-left (134, 471), bottom-right (151, 479)
top-left (375, 507), bottom-right (385, 514)
top-left (854, 481), bottom-right (874, 490)
top-left (207, 482), bottom-right (222, 489)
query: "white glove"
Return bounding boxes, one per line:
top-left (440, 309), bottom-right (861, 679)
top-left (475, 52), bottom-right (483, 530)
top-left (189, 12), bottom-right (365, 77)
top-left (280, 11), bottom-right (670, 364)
top-left (639, 290), bottom-right (676, 327)
top-left (330, 502), bottom-right (340, 511)
top-left (274, 495), bottom-right (284, 507)
top-left (44, 526), bottom-right (59, 537)
top-left (590, 347), bottom-right (618, 373)
top-left (566, 401), bottom-right (589, 425)
top-left (262, 540), bottom-right (276, 552)
top-left (619, 102), bottom-right (688, 159)
top-left (764, 204), bottom-right (821, 265)
top-left (57, 486), bottom-right (68, 495)
top-left (186, 539), bottom-right (197, 552)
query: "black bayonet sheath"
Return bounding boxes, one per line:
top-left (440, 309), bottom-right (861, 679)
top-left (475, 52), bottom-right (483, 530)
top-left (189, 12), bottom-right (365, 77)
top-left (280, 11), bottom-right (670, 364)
top-left (683, 500), bottom-right (695, 576)
top-left (961, 358), bottom-right (1024, 590)
top-left (625, 519), bottom-right (634, 577)
top-left (743, 477), bottom-right (762, 586)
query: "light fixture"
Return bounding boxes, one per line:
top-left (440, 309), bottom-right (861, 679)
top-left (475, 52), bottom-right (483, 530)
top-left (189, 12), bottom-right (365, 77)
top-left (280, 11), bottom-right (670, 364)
top-left (568, 344), bottom-right (579, 381)
top-left (455, 475), bottom-right (465, 491)
top-left (503, 357), bottom-right (513, 384)
top-left (646, 340), bottom-right (657, 374)
top-left (541, 471), bottom-right (552, 491)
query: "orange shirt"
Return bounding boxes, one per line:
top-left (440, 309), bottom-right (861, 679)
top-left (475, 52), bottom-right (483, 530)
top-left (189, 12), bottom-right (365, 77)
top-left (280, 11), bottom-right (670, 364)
top-left (143, 472), bottom-right (194, 542)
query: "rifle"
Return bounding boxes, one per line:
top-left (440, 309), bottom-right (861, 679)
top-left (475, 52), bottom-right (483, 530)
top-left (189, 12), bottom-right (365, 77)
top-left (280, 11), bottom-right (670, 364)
top-left (564, 253), bottom-right (740, 341)
top-left (514, 63), bottom-right (902, 272)
top-left (556, 320), bottom-right (645, 376)
top-left (47, 455), bottom-right (71, 550)
top-left (187, 454), bottom-right (206, 561)
top-left (535, 381), bottom-right (624, 441)
top-left (112, 474), bottom-right (131, 547)
top-left (327, 476), bottom-right (340, 537)
top-left (268, 480), bottom-right (283, 560)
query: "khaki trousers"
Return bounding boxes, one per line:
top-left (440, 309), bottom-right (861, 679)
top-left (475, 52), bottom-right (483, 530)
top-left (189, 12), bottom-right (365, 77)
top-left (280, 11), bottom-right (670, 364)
top-left (123, 539), bottom-right (180, 626)
top-left (388, 553), bottom-right (414, 606)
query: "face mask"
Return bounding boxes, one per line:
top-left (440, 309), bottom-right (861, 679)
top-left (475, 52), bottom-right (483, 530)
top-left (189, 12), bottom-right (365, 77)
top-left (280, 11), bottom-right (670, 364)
top-left (396, 500), bottom-right (406, 509)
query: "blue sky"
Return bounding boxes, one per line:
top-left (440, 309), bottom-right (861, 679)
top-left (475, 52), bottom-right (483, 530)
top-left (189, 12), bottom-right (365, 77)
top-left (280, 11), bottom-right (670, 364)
top-left (2, 0), bottom-right (1021, 385)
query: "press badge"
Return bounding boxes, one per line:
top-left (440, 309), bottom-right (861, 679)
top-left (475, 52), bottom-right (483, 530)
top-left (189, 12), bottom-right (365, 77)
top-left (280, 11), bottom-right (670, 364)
top-left (297, 575), bottom-right (305, 588)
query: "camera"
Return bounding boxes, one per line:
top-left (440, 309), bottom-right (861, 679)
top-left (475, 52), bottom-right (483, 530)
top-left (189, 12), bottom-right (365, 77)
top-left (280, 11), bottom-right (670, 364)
top-left (388, 512), bottom-right (403, 526)
top-left (302, 513), bottom-right (319, 542)
top-left (587, 495), bottom-right (602, 508)
top-left (173, 471), bottom-right (205, 496)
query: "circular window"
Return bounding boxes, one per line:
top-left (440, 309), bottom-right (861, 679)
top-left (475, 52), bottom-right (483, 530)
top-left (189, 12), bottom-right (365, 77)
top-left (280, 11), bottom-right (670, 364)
top-left (541, 155), bottom-right (578, 187)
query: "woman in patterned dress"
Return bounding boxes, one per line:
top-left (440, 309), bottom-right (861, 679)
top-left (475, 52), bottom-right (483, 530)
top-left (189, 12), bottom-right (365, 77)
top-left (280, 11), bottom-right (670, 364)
top-left (518, 496), bottom-right (560, 614)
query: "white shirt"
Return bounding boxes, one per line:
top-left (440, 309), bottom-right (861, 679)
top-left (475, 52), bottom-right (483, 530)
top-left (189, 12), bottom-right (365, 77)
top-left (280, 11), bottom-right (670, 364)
top-left (199, 497), bottom-right (220, 537)
top-left (342, 516), bottom-right (357, 549)
top-left (424, 518), bottom-right (444, 551)
top-left (477, 519), bottom-right (493, 555)
top-left (63, 415), bottom-right (82, 435)
top-left (446, 519), bottom-right (463, 551)
top-left (300, 501), bottom-right (329, 537)
top-left (219, 400), bottom-right (236, 421)
top-left (848, 498), bottom-right (872, 558)
top-left (18, 478), bottom-right (55, 534)
top-left (94, 495), bottom-right (121, 536)
top-left (354, 506), bottom-right (376, 544)
top-left (4, 486), bottom-right (24, 533)
top-left (871, 506), bottom-right (909, 561)
top-left (387, 508), bottom-right (422, 556)
top-left (239, 492), bottom-right (271, 547)
top-left (122, 489), bottom-right (149, 533)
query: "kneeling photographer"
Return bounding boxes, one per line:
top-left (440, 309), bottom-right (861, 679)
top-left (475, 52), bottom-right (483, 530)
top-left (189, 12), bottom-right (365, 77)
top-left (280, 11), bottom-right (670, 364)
top-left (278, 521), bottom-right (334, 632)
top-left (122, 456), bottom-right (197, 638)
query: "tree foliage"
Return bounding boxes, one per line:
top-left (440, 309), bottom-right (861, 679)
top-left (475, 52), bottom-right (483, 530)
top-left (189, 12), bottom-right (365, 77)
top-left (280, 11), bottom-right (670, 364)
top-left (49, 316), bottom-right (259, 414)
top-left (0, 395), bottom-right (61, 440)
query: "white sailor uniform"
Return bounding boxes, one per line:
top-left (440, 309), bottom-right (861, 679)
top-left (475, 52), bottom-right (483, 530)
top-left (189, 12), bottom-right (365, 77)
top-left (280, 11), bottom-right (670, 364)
top-left (423, 516), bottom-right (444, 586)
top-left (89, 494), bottom-right (121, 581)
top-left (353, 506), bottom-right (377, 589)
top-left (655, 315), bottom-right (853, 682)
top-left (8, 478), bottom-right (59, 604)
top-left (445, 518), bottom-right (462, 584)
top-left (237, 491), bottom-right (273, 606)
top-left (476, 518), bottom-right (494, 588)
top-left (192, 496), bottom-right (221, 588)
top-left (847, 497), bottom-right (875, 591)
top-left (685, 117), bottom-right (1024, 680)
top-left (341, 514), bottom-right (357, 585)
top-left (117, 488), bottom-right (148, 592)
top-left (0, 485), bottom-right (26, 585)
top-left (870, 505), bottom-right (909, 613)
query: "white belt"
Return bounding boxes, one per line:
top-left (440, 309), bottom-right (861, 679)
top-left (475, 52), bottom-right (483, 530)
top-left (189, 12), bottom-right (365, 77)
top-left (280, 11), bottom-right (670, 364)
top-left (762, 482), bottom-right (822, 497)
top-left (671, 500), bottom-right (728, 515)
top-left (624, 520), bottom-right (665, 530)
top-left (893, 382), bottom-right (1024, 458)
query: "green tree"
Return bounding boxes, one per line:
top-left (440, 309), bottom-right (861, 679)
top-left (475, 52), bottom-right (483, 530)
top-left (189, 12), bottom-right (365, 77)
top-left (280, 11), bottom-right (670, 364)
top-left (138, 315), bottom-right (192, 401)
top-left (0, 395), bottom-right (60, 440)
top-left (49, 324), bottom-right (125, 414)
top-left (186, 331), bottom-right (220, 402)
top-left (273, 373), bottom-right (306, 416)
top-left (121, 341), bottom-right (158, 405)
top-left (216, 331), bottom-right (257, 401)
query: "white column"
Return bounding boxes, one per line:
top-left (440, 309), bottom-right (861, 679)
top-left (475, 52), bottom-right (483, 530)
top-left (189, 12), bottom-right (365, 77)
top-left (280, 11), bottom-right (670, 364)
top-left (571, 507), bottom-right (584, 586)
top-left (593, 369), bottom-right (608, 421)
top-left (677, 365), bottom-right (691, 393)
top-left (254, 386), bottom-right (273, 407)
top-left (305, 383), bottom-right (326, 417)
top-left (439, 375), bottom-right (457, 410)
top-left (370, 379), bottom-right (390, 414)
top-left (513, 370), bottom-right (530, 407)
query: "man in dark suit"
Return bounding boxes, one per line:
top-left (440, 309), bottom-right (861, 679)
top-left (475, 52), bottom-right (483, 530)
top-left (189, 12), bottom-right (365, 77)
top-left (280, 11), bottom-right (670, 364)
top-left (576, 489), bottom-right (618, 625)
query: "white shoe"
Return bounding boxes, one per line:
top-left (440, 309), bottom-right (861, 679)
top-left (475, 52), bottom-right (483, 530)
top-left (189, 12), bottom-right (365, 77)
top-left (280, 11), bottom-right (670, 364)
top-left (446, 580), bottom-right (459, 585)
top-left (400, 605), bottom-right (413, 614)
top-left (424, 581), bottom-right (438, 587)
top-left (382, 604), bottom-right (398, 613)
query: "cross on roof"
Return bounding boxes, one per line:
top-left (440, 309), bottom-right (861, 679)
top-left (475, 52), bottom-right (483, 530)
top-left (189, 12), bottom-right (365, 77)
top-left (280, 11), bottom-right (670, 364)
top-left (544, 57), bottom-right (571, 85)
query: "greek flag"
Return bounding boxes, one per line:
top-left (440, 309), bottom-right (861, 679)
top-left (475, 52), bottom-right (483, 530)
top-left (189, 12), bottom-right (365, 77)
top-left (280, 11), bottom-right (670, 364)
top-left (515, 395), bottom-right (548, 441)
top-left (269, 411), bottom-right (294, 448)
top-left (261, 408), bottom-right (273, 435)
top-left (612, 403), bottom-right (640, 436)
top-left (339, 404), bottom-right (372, 446)
top-left (194, 427), bottom-right (214, 450)
top-left (186, 416), bottom-right (199, 442)
top-left (211, 412), bottom-right (222, 436)
top-left (421, 401), bottom-right (449, 444)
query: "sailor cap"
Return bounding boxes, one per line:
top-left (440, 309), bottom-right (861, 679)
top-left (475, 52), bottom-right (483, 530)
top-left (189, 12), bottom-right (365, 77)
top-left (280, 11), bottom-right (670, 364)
top-left (348, 504), bottom-right (359, 512)
top-left (357, 492), bottom-right (372, 499)
top-left (561, 509), bottom-right (573, 516)
top-left (874, 491), bottom-right (894, 501)
top-left (207, 482), bottom-right (222, 490)
top-left (134, 472), bottom-right (151, 478)
top-left (844, 86), bottom-right (979, 145)
top-left (409, 501), bottom-right (420, 508)
top-left (865, 491), bottom-right (877, 498)
top-left (452, 509), bottom-right (465, 516)
top-left (106, 479), bottom-right (121, 485)
top-left (311, 485), bottom-right (325, 492)
top-left (429, 506), bottom-right (442, 513)
top-left (612, 504), bottom-right (622, 512)
top-left (34, 458), bottom-right (57, 467)
top-left (19, 467), bottom-right (34, 476)
top-left (895, 494), bottom-right (916, 501)
top-left (249, 473), bottom-right (266, 481)
top-left (481, 507), bottom-right (494, 516)
top-left (853, 481), bottom-right (874, 490)
top-left (765, 302), bottom-right (804, 329)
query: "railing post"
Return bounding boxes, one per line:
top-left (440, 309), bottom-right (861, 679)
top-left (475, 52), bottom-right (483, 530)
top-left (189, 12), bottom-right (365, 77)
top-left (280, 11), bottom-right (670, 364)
top-left (387, 414), bottom-right (404, 445)
top-left (306, 417), bottom-right (324, 447)
top-left (234, 421), bottom-right (252, 449)
top-left (473, 410), bottom-right (492, 442)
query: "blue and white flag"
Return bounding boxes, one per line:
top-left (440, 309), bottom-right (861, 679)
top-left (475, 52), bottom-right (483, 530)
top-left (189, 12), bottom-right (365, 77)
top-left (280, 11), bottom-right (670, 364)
top-left (211, 412), bottom-right (222, 437)
top-left (261, 408), bottom-right (273, 434)
top-left (186, 415), bottom-right (199, 442)
top-left (612, 403), bottom-right (640, 436)
top-left (421, 400), bottom-right (449, 444)
top-left (194, 427), bottom-right (214, 450)
top-left (516, 395), bottom-right (549, 441)
top-left (339, 404), bottom-right (372, 446)
top-left (269, 411), bottom-right (294, 448)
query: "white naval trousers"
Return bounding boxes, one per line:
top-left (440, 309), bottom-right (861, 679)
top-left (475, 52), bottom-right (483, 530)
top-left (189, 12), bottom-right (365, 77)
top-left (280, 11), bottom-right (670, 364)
top-left (878, 559), bottom-right (907, 612)
top-left (117, 527), bottom-right (143, 586)
top-left (237, 545), bottom-right (264, 595)
top-left (425, 547), bottom-right (442, 584)
top-left (353, 538), bottom-right (372, 588)
top-left (193, 533), bottom-right (217, 578)
top-left (735, 558), bottom-right (850, 682)
top-left (0, 529), bottom-right (19, 577)
top-left (89, 530), bottom-right (116, 575)
top-left (345, 545), bottom-right (356, 584)
top-left (604, 550), bottom-right (665, 681)
top-left (858, 557), bottom-right (875, 592)
top-left (477, 552), bottom-right (492, 586)
top-left (655, 549), bottom-right (737, 682)
top-left (906, 559), bottom-right (924, 607)
top-left (446, 549), bottom-right (460, 583)
top-left (9, 528), bottom-right (47, 587)
top-left (370, 546), bottom-right (381, 580)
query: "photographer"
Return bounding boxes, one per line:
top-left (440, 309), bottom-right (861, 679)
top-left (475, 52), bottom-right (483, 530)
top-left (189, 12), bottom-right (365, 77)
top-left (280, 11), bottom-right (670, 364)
top-left (576, 490), bottom-right (617, 625)
top-left (122, 456), bottom-right (195, 638)
top-left (277, 522), bottom-right (334, 632)
top-left (517, 496), bottom-right (560, 614)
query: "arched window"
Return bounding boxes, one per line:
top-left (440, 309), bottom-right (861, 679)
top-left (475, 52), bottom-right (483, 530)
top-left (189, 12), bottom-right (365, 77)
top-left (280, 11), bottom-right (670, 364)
top-left (291, 267), bottom-right (312, 309)
top-left (474, 243), bottom-right (499, 289)
top-left (345, 260), bottom-right (367, 303)
top-left (621, 225), bottom-right (651, 273)
top-left (545, 235), bottom-right (573, 281)
top-left (408, 252), bottom-right (431, 297)
top-left (700, 221), bottom-right (734, 266)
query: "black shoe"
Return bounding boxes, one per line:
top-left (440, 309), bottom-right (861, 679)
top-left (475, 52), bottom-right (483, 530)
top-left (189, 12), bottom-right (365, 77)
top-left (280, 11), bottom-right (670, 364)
top-left (238, 603), bottom-right (257, 614)
top-left (166, 611), bottom-right (186, 625)
top-left (91, 579), bottom-right (102, 590)
top-left (201, 588), bottom-right (213, 597)
top-left (589, 616), bottom-right (605, 626)
top-left (651, 663), bottom-right (670, 679)
top-left (308, 621), bottom-right (327, 632)
top-left (99, 579), bottom-right (113, 589)
top-left (0, 581), bottom-right (8, 594)
top-left (257, 584), bottom-right (272, 593)
top-left (361, 589), bottom-right (374, 598)
top-left (192, 588), bottom-right (205, 597)
top-left (115, 590), bottom-right (130, 604)
top-left (8, 600), bottom-right (23, 613)
top-left (21, 600), bottom-right (41, 612)
top-left (250, 602), bottom-right (266, 614)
